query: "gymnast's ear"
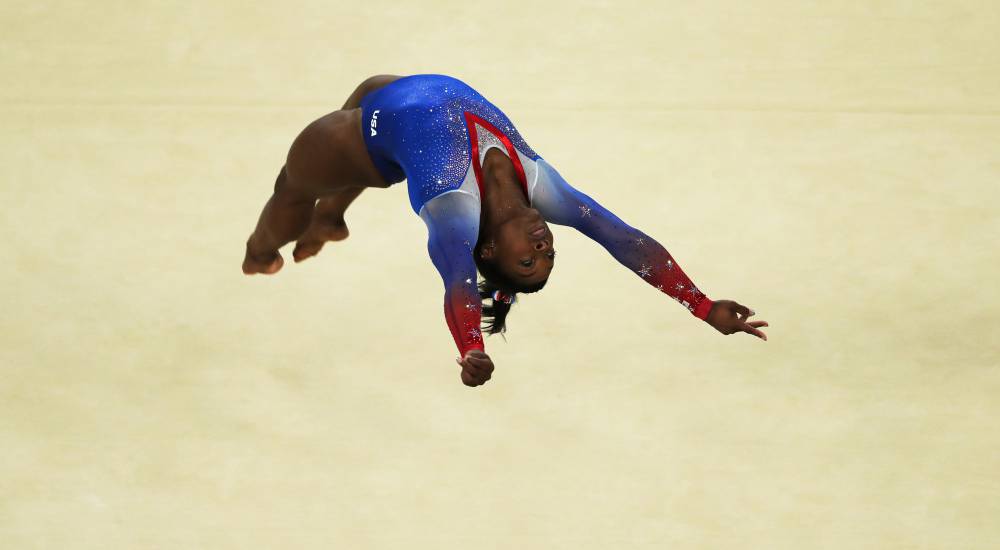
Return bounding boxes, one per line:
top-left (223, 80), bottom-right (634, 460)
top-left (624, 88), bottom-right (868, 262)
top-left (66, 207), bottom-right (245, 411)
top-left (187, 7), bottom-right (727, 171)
top-left (478, 240), bottom-right (496, 260)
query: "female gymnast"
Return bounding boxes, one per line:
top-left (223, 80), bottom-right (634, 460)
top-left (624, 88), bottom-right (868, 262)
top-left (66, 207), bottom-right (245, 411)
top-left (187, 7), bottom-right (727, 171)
top-left (242, 74), bottom-right (769, 387)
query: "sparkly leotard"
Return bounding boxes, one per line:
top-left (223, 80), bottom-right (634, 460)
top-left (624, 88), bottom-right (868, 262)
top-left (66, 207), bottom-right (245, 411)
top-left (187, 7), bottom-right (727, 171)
top-left (359, 74), bottom-right (714, 356)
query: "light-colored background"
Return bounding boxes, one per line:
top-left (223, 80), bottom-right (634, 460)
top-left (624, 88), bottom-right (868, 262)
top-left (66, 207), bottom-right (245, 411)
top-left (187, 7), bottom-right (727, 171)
top-left (3, 1), bottom-right (998, 548)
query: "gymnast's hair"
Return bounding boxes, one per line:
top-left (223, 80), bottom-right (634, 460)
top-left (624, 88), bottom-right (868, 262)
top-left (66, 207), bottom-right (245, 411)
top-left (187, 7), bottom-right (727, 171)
top-left (473, 248), bottom-right (547, 336)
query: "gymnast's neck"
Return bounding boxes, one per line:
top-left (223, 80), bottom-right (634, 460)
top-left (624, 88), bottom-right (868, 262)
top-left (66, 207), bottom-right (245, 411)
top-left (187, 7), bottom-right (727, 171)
top-left (481, 148), bottom-right (532, 228)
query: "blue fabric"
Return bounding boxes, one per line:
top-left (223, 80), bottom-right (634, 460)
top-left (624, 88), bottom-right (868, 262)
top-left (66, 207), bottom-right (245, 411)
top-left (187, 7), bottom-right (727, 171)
top-left (359, 74), bottom-right (712, 355)
top-left (359, 74), bottom-right (539, 214)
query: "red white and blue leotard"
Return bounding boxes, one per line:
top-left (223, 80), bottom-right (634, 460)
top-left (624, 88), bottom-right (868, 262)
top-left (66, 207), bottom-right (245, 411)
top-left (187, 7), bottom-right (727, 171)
top-left (359, 74), bottom-right (714, 356)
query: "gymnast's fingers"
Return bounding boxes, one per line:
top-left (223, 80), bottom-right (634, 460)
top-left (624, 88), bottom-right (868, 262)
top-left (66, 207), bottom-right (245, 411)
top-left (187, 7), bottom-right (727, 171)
top-left (741, 323), bottom-right (768, 341)
top-left (734, 303), bottom-right (752, 320)
top-left (460, 370), bottom-right (477, 386)
top-left (459, 357), bottom-right (488, 379)
top-left (457, 357), bottom-right (481, 379)
top-left (463, 350), bottom-right (494, 370)
top-left (465, 355), bottom-right (494, 374)
top-left (463, 365), bottom-right (490, 386)
top-left (474, 370), bottom-right (491, 384)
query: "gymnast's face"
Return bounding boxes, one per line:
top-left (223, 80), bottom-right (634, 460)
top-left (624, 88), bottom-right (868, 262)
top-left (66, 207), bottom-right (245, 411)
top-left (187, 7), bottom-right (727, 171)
top-left (484, 209), bottom-right (555, 287)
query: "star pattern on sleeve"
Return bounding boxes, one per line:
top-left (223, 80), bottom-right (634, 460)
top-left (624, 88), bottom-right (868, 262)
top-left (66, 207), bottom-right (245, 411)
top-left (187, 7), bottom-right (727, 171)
top-left (528, 157), bottom-right (713, 322)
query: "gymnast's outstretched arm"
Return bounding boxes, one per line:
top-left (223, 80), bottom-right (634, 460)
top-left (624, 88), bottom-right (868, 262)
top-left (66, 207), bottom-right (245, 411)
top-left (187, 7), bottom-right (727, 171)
top-left (531, 159), bottom-right (768, 340)
top-left (419, 191), bottom-right (496, 385)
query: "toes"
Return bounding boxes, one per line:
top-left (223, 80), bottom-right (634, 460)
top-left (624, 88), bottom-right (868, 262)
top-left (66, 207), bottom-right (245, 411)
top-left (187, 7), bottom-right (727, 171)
top-left (315, 219), bottom-right (349, 242)
top-left (293, 240), bottom-right (325, 262)
top-left (263, 254), bottom-right (284, 274)
top-left (292, 220), bottom-right (348, 263)
top-left (243, 251), bottom-right (284, 275)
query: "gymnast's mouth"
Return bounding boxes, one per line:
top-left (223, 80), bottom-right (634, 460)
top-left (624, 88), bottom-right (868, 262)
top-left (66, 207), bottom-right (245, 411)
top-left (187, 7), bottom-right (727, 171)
top-left (530, 226), bottom-right (546, 238)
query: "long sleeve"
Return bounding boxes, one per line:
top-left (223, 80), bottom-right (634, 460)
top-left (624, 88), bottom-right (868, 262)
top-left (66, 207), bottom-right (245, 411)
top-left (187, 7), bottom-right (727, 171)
top-left (419, 191), bottom-right (485, 355)
top-left (531, 158), bottom-right (715, 320)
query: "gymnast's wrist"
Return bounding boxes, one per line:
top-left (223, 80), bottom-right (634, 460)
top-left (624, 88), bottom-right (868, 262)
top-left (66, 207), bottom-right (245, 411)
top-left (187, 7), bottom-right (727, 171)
top-left (463, 342), bottom-right (485, 354)
top-left (693, 297), bottom-right (715, 321)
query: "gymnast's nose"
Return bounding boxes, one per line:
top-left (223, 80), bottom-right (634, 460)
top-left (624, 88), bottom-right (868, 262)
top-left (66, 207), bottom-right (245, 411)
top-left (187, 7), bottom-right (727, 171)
top-left (533, 239), bottom-right (549, 251)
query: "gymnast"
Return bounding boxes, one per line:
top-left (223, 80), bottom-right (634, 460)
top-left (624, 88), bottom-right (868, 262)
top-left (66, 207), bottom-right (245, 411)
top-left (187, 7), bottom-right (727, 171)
top-left (242, 74), bottom-right (769, 387)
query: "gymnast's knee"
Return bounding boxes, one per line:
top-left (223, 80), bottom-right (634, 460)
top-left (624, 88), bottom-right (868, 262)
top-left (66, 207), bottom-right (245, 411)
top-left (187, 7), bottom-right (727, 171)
top-left (272, 166), bottom-right (314, 203)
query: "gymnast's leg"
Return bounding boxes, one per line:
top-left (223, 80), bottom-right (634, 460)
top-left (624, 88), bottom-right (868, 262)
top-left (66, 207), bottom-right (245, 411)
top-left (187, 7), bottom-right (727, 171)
top-left (242, 166), bottom-right (318, 275)
top-left (291, 186), bottom-right (364, 262)
top-left (242, 75), bottom-right (402, 275)
top-left (286, 76), bottom-right (403, 263)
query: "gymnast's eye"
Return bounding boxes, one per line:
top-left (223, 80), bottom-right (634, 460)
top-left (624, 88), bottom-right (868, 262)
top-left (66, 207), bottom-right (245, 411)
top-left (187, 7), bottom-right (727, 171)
top-left (547, 251), bottom-right (556, 260)
top-left (521, 259), bottom-right (532, 267)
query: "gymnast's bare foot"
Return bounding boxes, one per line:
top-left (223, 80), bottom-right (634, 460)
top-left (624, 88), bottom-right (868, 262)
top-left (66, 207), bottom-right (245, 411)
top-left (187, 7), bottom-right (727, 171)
top-left (243, 243), bottom-right (285, 275)
top-left (292, 217), bottom-right (350, 262)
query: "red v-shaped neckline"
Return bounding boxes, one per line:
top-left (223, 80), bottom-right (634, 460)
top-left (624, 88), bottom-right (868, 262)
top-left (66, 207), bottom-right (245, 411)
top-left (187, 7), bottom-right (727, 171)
top-left (464, 111), bottom-right (530, 204)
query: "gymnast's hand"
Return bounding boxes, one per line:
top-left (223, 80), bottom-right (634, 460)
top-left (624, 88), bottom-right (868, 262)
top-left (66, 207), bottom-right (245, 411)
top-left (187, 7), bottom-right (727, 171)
top-left (456, 349), bottom-right (495, 387)
top-left (705, 300), bottom-right (769, 341)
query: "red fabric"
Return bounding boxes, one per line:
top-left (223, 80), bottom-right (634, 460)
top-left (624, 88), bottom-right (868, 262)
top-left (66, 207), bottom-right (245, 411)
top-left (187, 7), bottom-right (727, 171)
top-left (693, 297), bottom-right (715, 321)
top-left (442, 279), bottom-right (484, 356)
